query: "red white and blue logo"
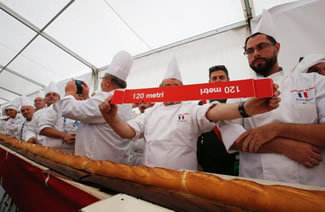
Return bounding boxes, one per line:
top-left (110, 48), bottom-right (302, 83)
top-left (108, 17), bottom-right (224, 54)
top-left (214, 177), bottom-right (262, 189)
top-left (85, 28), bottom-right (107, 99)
top-left (177, 113), bottom-right (188, 122)
top-left (292, 88), bottom-right (314, 103)
top-left (297, 92), bottom-right (308, 99)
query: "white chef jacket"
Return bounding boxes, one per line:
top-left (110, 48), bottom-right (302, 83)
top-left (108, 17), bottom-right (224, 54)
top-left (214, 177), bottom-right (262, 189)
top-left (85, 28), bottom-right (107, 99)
top-left (25, 108), bottom-right (46, 144)
top-left (218, 71), bottom-right (325, 186)
top-left (5, 114), bottom-right (24, 138)
top-left (127, 111), bottom-right (145, 165)
top-left (0, 119), bottom-right (7, 134)
top-left (127, 102), bottom-right (216, 171)
top-left (53, 91), bottom-right (133, 163)
top-left (18, 119), bottom-right (33, 141)
top-left (38, 105), bottom-right (76, 153)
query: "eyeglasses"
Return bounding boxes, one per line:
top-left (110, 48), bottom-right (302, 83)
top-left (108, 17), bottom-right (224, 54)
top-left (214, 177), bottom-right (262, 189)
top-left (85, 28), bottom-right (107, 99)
top-left (244, 42), bottom-right (274, 56)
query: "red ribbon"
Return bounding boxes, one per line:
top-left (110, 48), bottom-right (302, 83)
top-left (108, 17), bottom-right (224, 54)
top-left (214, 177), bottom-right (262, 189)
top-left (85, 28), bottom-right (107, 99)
top-left (112, 78), bottom-right (274, 104)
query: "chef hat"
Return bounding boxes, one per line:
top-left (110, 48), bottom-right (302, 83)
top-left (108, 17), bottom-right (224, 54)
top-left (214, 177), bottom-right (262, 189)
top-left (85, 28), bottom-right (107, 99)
top-left (35, 90), bottom-right (45, 98)
top-left (44, 81), bottom-right (61, 97)
top-left (105, 51), bottom-right (133, 81)
top-left (5, 104), bottom-right (18, 111)
top-left (252, 9), bottom-right (278, 40)
top-left (294, 54), bottom-right (325, 73)
top-left (163, 56), bottom-right (182, 81)
top-left (20, 96), bottom-right (34, 108)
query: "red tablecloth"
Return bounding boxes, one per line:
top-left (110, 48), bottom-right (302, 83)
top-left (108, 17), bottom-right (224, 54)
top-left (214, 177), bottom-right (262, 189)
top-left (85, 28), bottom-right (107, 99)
top-left (0, 147), bottom-right (99, 212)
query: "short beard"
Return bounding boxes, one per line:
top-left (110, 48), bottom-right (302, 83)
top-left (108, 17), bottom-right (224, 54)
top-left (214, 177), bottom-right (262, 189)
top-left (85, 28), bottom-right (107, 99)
top-left (250, 53), bottom-right (277, 77)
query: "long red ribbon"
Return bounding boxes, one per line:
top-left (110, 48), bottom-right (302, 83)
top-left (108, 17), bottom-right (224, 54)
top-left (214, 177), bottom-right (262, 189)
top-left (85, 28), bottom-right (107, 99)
top-left (112, 78), bottom-right (273, 104)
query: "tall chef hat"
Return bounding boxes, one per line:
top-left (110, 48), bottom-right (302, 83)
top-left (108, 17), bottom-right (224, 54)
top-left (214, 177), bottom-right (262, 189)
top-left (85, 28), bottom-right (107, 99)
top-left (163, 56), bottom-right (182, 82)
top-left (105, 51), bottom-right (134, 81)
top-left (44, 81), bottom-right (61, 97)
top-left (20, 96), bottom-right (34, 108)
top-left (252, 9), bottom-right (278, 40)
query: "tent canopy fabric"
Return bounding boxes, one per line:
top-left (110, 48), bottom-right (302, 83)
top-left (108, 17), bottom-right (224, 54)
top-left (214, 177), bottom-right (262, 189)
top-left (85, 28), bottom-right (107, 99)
top-left (0, 0), bottom-right (297, 106)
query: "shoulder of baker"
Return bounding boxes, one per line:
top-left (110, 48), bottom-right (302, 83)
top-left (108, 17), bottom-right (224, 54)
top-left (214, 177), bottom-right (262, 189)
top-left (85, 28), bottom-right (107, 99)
top-left (283, 72), bottom-right (325, 89)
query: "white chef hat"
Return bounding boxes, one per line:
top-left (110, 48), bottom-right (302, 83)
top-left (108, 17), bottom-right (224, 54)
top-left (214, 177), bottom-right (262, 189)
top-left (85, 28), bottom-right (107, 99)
top-left (105, 51), bottom-right (133, 81)
top-left (294, 54), bottom-right (325, 73)
top-left (44, 81), bottom-right (61, 97)
top-left (163, 56), bottom-right (182, 81)
top-left (20, 96), bottom-right (34, 108)
top-left (252, 9), bottom-right (278, 40)
top-left (5, 104), bottom-right (18, 111)
top-left (35, 90), bottom-right (45, 98)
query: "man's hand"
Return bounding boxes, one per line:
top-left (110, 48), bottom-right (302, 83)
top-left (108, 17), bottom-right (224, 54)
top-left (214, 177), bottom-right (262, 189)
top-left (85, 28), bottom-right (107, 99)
top-left (235, 123), bottom-right (279, 152)
top-left (81, 82), bottom-right (89, 100)
top-left (282, 140), bottom-right (322, 168)
top-left (245, 83), bottom-right (281, 116)
top-left (99, 96), bottom-right (118, 123)
top-left (63, 132), bottom-right (75, 144)
top-left (27, 137), bottom-right (38, 144)
top-left (65, 79), bottom-right (77, 97)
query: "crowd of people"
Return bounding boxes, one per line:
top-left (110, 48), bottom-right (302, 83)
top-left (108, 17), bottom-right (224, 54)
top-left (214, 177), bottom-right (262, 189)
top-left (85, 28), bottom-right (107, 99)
top-left (0, 30), bottom-right (324, 187)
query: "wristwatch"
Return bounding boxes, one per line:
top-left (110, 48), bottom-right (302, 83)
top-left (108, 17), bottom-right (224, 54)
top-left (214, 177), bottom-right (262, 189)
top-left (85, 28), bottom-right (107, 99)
top-left (238, 101), bottom-right (250, 118)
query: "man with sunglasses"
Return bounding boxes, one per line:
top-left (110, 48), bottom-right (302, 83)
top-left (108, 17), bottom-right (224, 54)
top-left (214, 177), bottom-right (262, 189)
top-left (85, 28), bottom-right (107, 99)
top-left (218, 32), bottom-right (325, 186)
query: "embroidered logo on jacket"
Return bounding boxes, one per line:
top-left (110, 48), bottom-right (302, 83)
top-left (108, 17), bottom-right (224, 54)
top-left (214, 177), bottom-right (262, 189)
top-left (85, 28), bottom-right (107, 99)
top-left (291, 87), bottom-right (314, 103)
top-left (297, 92), bottom-right (308, 99)
top-left (177, 113), bottom-right (188, 122)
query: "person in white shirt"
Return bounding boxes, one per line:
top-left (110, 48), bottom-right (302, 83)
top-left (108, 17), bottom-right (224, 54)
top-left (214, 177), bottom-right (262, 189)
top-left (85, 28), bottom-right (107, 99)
top-left (33, 90), bottom-right (46, 111)
top-left (218, 32), bottom-right (325, 187)
top-left (25, 82), bottom-right (72, 146)
top-left (53, 51), bottom-right (134, 163)
top-left (18, 96), bottom-right (36, 141)
top-left (128, 102), bottom-right (155, 165)
top-left (293, 53), bottom-right (325, 76)
top-left (99, 57), bottom-right (280, 171)
top-left (4, 104), bottom-right (24, 138)
top-left (38, 82), bottom-right (76, 153)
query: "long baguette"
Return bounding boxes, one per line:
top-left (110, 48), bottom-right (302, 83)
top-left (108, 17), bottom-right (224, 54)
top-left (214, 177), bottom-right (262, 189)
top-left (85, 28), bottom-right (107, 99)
top-left (0, 134), bottom-right (324, 211)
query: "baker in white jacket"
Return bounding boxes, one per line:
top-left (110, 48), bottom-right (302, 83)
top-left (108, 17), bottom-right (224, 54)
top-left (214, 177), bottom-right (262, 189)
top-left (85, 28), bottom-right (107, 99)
top-left (18, 96), bottom-right (36, 141)
top-left (99, 57), bottom-right (280, 171)
top-left (38, 82), bottom-right (76, 153)
top-left (218, 31), bottom-right (325, 187)
top-left (53, 51), bottom-right (134, 163)
top-left (293, 53), bottom-right (325, 76)
top-left (4, 104), bottom-right (24, 138)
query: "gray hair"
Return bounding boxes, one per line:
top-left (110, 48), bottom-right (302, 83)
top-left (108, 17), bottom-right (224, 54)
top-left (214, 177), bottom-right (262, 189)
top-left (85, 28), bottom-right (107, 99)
top-left (159, 78), bottom-right (183, 87)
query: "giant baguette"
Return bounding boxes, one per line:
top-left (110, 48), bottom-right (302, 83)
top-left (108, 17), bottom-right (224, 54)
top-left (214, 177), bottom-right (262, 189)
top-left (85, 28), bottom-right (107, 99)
top-left (0, 134), bottom-right (324, 211)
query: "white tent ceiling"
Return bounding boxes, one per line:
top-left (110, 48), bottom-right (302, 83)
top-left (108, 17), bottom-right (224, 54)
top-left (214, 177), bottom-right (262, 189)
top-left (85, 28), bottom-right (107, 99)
top-left (0, 0), bottom-right (297, 106)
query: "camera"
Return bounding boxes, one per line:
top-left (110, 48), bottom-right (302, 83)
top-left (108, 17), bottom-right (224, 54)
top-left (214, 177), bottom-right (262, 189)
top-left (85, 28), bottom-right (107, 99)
top-left (75, 80), bottom-right (83, 94)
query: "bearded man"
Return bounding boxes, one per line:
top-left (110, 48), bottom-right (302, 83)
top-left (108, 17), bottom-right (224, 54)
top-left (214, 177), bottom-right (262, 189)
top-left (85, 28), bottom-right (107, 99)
top-left (218, 32), bottom-right (325, 187)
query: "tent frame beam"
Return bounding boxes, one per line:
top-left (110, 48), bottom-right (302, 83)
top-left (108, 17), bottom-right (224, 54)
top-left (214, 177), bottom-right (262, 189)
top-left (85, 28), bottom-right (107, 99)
top-left (242, 0), bottom-right (254, 30)
top-left (0, 1), bottom-right (97, 73)
top-left (0, 97), bottom-right (10, 102)
top-left (0, 86), bottom-right (21, 97)
top-left (0, 65), bottom-right (45, 88)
